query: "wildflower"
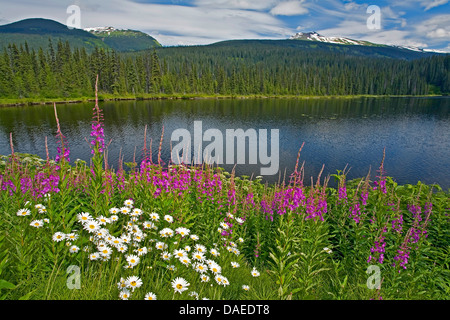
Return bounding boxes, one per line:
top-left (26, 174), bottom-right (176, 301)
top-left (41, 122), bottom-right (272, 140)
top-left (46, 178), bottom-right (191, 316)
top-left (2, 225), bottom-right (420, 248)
top-left (17, 209), bottom-right (31, 216)
top-left (184, 245), bottom-right (191, 252)
top-left (30, 220), bottom-right (44, 228)
top-left (117, 245), bottom-right (128, 253)
top-left (232, 248), bottom-right (240, 255)
top-left (97, 216), bottom-right (110, 225)
top-left (35, 204), bottom-right (44, 210)
top-left (52, 232), bottom-right (65, 242)
top-left (226, 212), bottom-right (234, 219)
top-left (38, 206), bottom-right (47, 214)
top-left (194, 244), bottom-right (206, 253)
top-left (126, 254), bottom-right (140, 267)
top-left (210, 248), bottom-right (220, 257)
top-left (99, 247), bottom-right (112, 257)
top-left (160, 228), bottom-right (174, 238)
top-left (119, 289), bottom-right (131, 300)
top-left (164, 215), bottom-right (174, 223)
top-left (109, 207), bottom-right (119, 215)
top-left (190, 234), bottom-right (199, 241)
top-left (131, 208), bottom-right (143, 217)
top-left (84, 220), bottom-right (100, 233)
top-left (110, 215), bottom-right (119, 222)
top-left (124, 199), bottom-right (134, 208)
top-left (155, 242), bottom-right (167, 250)
top-left (117, 278), bottom-right (127, 290)
top-left (231, 262), bottom-right (240, 268)
top-left (167, 265), bottom-right (176, 271)
top-left (172, 277), bottom-right (190, 294)
top-left (242, 285), bottom-right (250, 291)
top-left (189, 291), bottom-right (199, 300)
top-left (69, 245), bottom-right (80, 253)
top-left (220, 222), bottom-right (229, 230)
top-left (238, 237), bottom-right (244, 243)
top-left (144, 292), bottom-right (157, 300)
top-left (126, 276), bottom-right (143, 291)
top-left (149, 212), bottom-right (160, 221)
top-left (120, 207), bottom-right (131, 215)
top-left (77, 212), bottom-right (92, 223)
top-left (179, 254), bottom-right (191, 265)
top-left (143, 221), bottom-right (156, 230)
top-left (135, 247), bottom-right (148, 256)
top-left (200, 275), bottom-right (210, 282)
top-left (175, 227), bottom-right (190, 237)
top-left (192, 252), bottom-right (205, 262)
top-left (323, 247), bottom-right (333, 254)
top-left (214, 274), bottom-right (225, 285)
top-left (251, 267), bottom-right (260, 277)
top-left (90, 252), bottom-right (100, 260)
top-left (43, 218), bottom-right (50, 224)
top-left (235, 217), bottom-right (244, 224)
top-left (66, 233), bottom-right (78, 241)
top-left (209, 262), bottom-right (222, 274)
top-left (194, 263), bottom-right (208, 274)
top-left (161, 251), bottom-right (172, 261)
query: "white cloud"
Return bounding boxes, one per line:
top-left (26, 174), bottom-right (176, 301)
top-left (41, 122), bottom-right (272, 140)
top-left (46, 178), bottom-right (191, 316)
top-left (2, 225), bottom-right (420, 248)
top-left (270, 1), bottom-right (309, 16)
top-left (422, 0), bottom-right (449, 11)
top-left (0, 0), bottom-right (294, 45)
top-left (193, 0), bottom-right (277, 10)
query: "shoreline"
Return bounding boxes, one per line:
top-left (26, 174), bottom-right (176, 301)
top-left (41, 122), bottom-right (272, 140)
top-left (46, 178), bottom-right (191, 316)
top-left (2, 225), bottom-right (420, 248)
top-left (0, 94), bottom-right (446, 107)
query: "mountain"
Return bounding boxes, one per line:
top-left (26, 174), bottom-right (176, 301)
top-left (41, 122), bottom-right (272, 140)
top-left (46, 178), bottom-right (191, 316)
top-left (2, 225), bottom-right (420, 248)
top-left (289, 31), bottom-right (448, 55)
top-left (84, 27), bottom-right (161, 52)
top-left (207, 38), bottom-right (442, 61)
top-left (0, 18), bottom-right (161, 53)
top-left (0, 18), bottom-right (109, 52)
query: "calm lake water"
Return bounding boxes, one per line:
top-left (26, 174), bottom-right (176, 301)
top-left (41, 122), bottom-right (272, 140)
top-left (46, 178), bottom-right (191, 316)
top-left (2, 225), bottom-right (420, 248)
top-left (0, 97), bottom-right (449, 189)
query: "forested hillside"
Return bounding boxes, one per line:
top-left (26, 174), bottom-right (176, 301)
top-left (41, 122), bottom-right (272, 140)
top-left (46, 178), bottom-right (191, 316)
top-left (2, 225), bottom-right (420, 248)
top-left (0, 38), bottom-right (448, 99)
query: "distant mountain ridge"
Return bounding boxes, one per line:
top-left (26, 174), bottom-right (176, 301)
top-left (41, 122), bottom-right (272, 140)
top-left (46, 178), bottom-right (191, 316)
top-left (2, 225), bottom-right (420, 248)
top-left (289, 31), bottom-right (447, 54)
top-left (0, 18), bottom-right (161, 52)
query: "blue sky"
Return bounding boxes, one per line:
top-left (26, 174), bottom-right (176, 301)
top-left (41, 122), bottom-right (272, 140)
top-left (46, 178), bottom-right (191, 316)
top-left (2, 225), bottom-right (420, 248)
top-left (0, 0), bottom-right (448, 51)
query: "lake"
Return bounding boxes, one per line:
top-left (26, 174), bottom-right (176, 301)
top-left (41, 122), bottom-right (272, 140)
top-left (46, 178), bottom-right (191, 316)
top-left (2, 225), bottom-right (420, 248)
top-left (0, 97), bottom-right (449, 189)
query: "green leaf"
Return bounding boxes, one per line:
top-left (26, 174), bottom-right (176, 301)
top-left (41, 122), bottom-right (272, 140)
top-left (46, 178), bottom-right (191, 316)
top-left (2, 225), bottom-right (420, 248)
top-left (0, 279), bottom-right (16, 290)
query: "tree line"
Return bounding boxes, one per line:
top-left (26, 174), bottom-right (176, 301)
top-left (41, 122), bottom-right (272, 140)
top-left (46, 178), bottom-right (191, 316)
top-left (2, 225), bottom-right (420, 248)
top-left (0, 38), bottom-right (448, 99)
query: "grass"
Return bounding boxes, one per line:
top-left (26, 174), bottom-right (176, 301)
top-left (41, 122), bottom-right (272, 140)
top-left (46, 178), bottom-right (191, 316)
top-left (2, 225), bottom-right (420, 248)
top-left (0, 93), bottom-right (445, 107)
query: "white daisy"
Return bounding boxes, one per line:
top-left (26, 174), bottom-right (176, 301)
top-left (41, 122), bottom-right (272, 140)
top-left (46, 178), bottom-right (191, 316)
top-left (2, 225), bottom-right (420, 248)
top-left (109, 207), bottom-right (119, 215)
top-left (119, 289), bottom-right (131, 300)
top-left (231, 262), bottom-right (240, 268)
top-left (89, 252), bottom-right (100, 260)
top-left (126, 275), bottom-right (143, 291)
top-left (52, 232), bottom-right (65, 242)
top-left (251, 267), bottom-right (260, 277)
top-left (17, 209), bottom-right (31, 216)
top-left (30, 220), bottom-right (44, 228)
top-left (175, 227), bottom-right (190, 237)
top-left (69, 245), bottom-right (80, 253)
top-left (164, 215), bottom-right (173, 223)
top-left (144, 292), bottom-right (157, 300)
top-left (77, 212), bottom-right (92, 223)
top-left (190, 234), bottom-right (199, 241)
top-left (149, 212), bottom-right (160, 221)
top-left (242, 285), bottom-right (250, 291)
top-left (172, 277), bottom-right (190, 294)
top-left (120, 206), bottom-right (131, 215)
top-left (200, 275), bottom-right (210, 282)
top-left (126, 254), bottom-right (140, 267)
top-left (124, 199), bottom-right (134, 207)
top-left (84, 220), bottom-right (100, 233)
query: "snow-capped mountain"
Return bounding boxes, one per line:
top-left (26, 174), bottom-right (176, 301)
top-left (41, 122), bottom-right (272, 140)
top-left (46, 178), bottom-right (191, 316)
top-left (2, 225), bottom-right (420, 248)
top-left (290, 31), bottom-right (448, 54)
top-left (289, 32), bottom-right (375, 46)
top-left (83, 26), bottom-right (117, 34)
